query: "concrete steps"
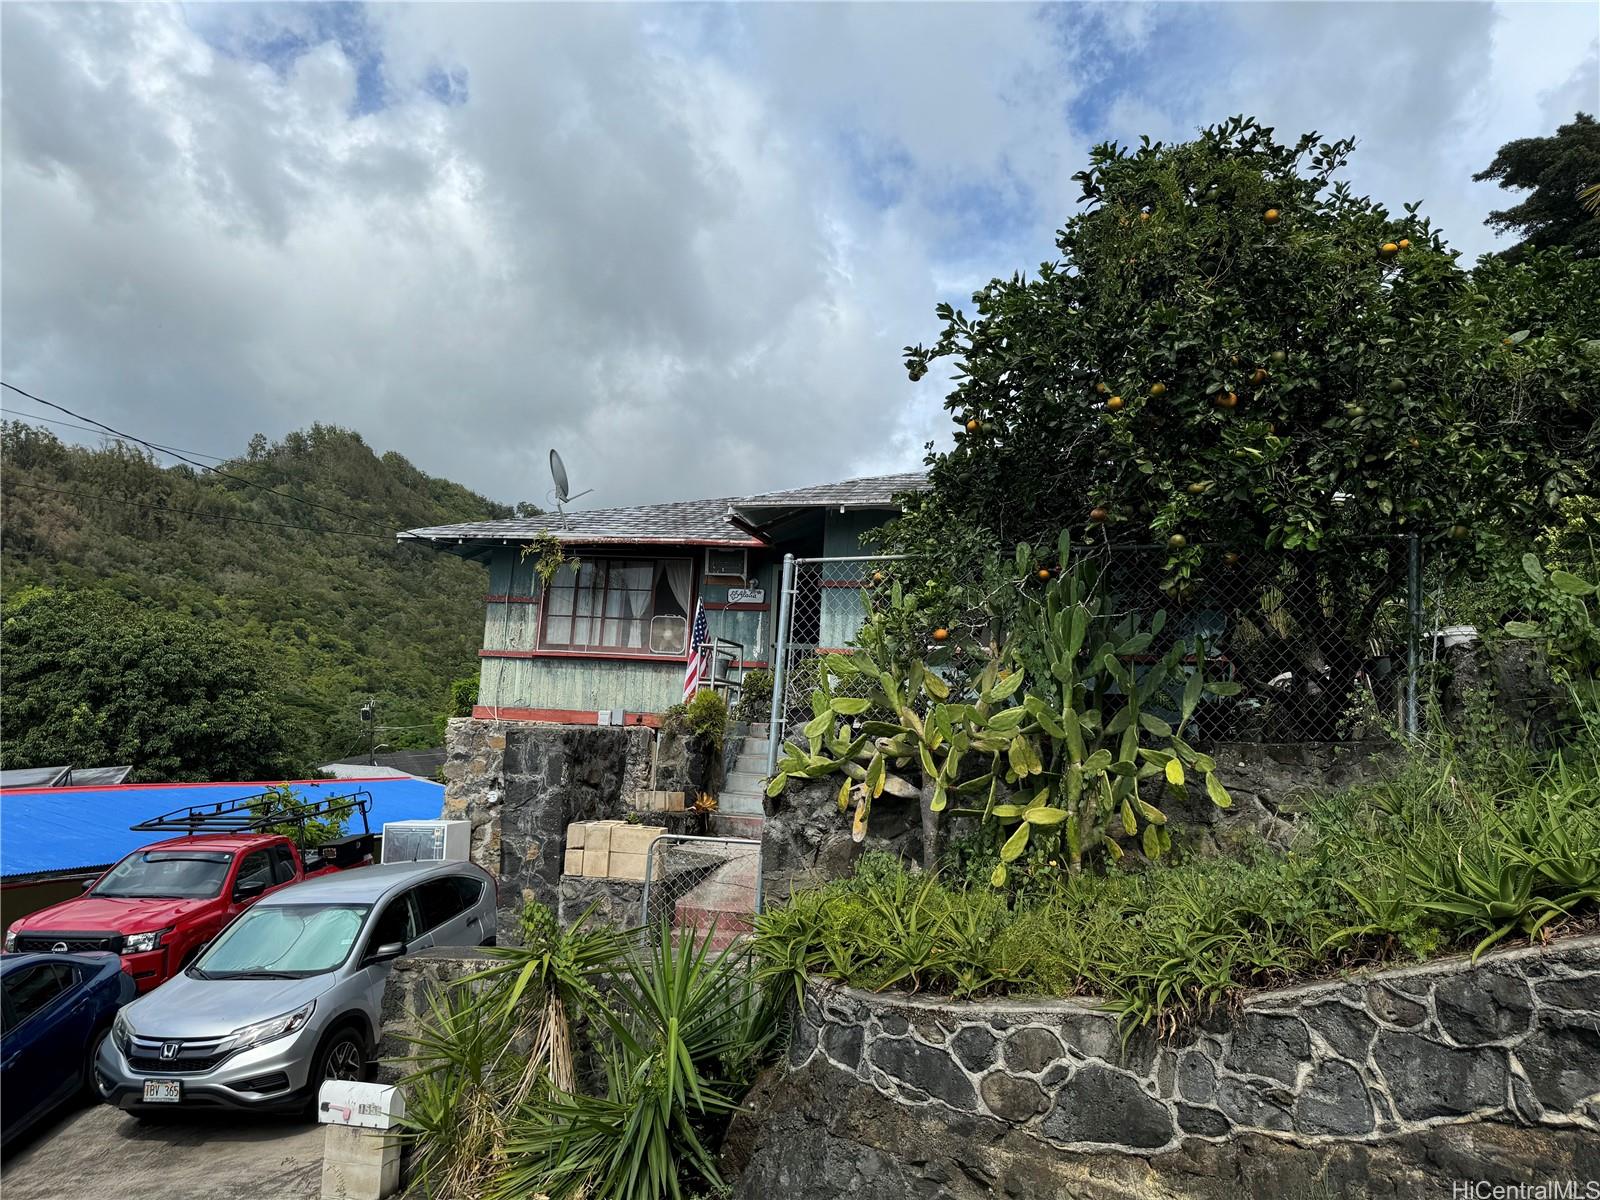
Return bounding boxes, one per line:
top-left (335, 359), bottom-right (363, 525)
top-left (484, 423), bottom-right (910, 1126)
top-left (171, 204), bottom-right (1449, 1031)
top-left (717, 720), bottom-right (771, 827)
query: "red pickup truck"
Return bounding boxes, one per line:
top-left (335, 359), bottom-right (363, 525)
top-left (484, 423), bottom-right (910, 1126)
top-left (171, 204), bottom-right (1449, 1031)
top-left (4, 792), bottom-right (375, 993)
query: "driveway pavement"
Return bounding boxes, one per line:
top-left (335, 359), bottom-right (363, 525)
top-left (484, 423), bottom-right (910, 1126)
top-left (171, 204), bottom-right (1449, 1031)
top-left (2, 1101), bottom-right (324, 1200)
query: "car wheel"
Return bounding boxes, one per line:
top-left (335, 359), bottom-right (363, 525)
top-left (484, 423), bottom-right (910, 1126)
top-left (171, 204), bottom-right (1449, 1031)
top-left (83, 1026), bottom-right (111, 1100)
top-left (312, 1026), bottom-right (368, 1089)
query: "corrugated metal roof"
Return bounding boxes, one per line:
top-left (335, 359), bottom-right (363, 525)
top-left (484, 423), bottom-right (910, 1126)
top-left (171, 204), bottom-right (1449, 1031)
top-left (0, 778), bottom-right (445, 880)
top-left (397, 472), bottom-right (928, 549)
top-left (398, 496), bottom-right (762, 549)
top-left (0, 766), bottom-right (72, 789)
top-left (731, 471), bottom-right (929, 513)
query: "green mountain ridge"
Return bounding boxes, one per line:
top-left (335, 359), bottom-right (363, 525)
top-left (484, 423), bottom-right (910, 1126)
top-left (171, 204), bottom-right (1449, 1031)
top-left (1, 421), bottom-right (511, 774)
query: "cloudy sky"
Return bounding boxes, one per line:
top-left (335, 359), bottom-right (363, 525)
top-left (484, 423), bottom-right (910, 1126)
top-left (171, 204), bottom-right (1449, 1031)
top-left (2, 3), bottom-right (1595, 510)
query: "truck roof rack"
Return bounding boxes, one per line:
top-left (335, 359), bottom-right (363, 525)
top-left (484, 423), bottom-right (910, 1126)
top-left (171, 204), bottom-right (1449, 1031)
top-left (130, 789), bottom-right (373, 842)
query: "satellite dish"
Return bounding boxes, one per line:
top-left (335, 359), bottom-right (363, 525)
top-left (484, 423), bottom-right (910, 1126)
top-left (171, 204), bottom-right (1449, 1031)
top-left (548, 447), bottom-right (594, 514)
top-left (550, 449), bottom-right (571, 503)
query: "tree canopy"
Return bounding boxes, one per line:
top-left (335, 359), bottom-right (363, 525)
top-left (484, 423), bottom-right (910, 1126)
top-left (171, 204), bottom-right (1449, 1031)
top-left (1, 422), bottom-right (513, 771)
top-left (1, 588), bottom-right (300, 781)
top-left (1474, 112), bottom-right (1600, 260)
top-left (893, 117), bottom-right (1599, 569)
top-left (884, 117), bottom-right (1600, 730)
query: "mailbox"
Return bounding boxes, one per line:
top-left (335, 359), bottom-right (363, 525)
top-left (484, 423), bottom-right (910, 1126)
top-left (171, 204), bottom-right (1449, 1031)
top-left (317, 1080), bottom-right (406, 1129)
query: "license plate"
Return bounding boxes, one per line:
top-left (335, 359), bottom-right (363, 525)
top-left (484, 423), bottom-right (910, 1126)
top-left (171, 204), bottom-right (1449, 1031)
top-left (142, 1080), bottom-right (181, 1103)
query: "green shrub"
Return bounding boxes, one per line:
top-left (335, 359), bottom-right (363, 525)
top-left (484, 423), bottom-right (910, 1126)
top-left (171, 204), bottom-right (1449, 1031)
top-left (754, 735), bottom-right (1600, 1032)
top-left (735, 668), bottom-right (773, 723)
top-left (684, 688), bottom-right (729, 742)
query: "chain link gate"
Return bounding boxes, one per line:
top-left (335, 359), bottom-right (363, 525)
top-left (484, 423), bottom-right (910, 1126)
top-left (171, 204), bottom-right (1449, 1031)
top-left (639, 834), bottom-right (762, 949)
top-left (766, 538), bottom-right (1426, 776)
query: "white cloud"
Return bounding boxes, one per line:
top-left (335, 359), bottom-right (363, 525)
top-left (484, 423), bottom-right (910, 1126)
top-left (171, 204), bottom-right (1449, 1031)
top-left (2, 2), bottom-right (1593, 512)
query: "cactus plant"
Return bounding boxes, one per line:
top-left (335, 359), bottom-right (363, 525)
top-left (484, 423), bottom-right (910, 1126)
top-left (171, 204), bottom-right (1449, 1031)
top-left (767, 533), bottom-right (1239, 881)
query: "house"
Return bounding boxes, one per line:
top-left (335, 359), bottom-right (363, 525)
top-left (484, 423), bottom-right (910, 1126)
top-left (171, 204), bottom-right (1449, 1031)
top-left (398, 471), bottom-right (927, 726)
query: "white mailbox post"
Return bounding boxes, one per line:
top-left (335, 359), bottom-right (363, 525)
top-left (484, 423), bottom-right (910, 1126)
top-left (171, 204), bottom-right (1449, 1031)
top-left (318, 1081), bottom-right (406, 1200)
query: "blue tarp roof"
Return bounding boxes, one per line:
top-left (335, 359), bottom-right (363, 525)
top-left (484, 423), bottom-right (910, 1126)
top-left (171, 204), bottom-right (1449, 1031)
top-left (0, 778), bottom-right (446, 880)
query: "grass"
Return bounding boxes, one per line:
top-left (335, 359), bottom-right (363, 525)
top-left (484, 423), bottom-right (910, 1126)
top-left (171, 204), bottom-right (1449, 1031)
top-left (753, 731), bottom-right (1600, 1034)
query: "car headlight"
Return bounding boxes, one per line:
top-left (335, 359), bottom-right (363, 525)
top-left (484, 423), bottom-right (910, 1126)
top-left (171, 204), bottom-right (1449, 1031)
top-left (3, 929), bottom-right (15, 952)
top-left (113, 1010), bottom-right (134, 1055)
top-left (122, 929), bottom-right (171, 954)
top-left (217, 1001), bottom-right (316, 1054)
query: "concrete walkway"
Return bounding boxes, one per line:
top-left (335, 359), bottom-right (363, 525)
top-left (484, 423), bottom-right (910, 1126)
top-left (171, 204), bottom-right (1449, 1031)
top-left (2, 1102), bottom-right (323, 1200)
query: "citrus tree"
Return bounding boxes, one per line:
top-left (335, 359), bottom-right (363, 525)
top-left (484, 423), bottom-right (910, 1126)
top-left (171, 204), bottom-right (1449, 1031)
top-left (890, 117), bottom-right (1600, 727)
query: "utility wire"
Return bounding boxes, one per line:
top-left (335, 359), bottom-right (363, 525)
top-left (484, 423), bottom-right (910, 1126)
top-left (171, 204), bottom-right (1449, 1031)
top-left (0, 408), bottom-right (230, 463)
top-left (7, 480), bottom-right (392, 539)
top-left (0, 381), bottom-right (396, 536)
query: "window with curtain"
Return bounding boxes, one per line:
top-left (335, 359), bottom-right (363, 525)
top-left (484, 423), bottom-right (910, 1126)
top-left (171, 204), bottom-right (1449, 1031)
top-left (539, 557), bottom-right (692, 656)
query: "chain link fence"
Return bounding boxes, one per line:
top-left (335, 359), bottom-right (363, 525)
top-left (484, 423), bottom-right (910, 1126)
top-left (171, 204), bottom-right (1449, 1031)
top-left (639, 834), bottom-right (762, 950)
top-left (767, 538), bottom-right (1425, 763)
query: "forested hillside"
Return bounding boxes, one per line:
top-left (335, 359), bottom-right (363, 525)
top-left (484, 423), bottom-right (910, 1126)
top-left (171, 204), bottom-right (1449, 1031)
top-left (1, 421), bottom-right (511, 776)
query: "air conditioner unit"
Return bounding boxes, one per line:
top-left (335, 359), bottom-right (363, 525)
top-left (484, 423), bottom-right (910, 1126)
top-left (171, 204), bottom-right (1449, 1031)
top-left (381, 820), bottom-right (471, 864)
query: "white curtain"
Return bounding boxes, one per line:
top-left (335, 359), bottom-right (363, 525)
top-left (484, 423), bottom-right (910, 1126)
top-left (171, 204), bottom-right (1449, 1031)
top-left (663, 558), bottom-right (692, 615)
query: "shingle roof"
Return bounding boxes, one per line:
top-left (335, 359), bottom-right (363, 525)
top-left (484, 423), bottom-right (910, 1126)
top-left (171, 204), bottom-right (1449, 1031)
top-left (398, 496), bottom-right (763, 549)
top-left (397, 472), bottom-right (927, 549)
top-left (731, 471), bottom-right (928, 513)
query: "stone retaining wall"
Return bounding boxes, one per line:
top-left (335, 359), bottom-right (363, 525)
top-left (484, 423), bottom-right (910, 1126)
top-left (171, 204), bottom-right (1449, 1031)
top-left (731, 936), bottom-right (1600, 1198)
top-left (442, 717), bottom-right (652, 941)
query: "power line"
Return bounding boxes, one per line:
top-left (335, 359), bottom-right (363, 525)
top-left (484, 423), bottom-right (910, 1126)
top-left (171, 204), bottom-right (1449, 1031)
top-left (7, 480), bottom-right (392, 539)
top-left (0, 408), bottom-right (230, 463)
top-left (0, 381), bottom-right (396, 536)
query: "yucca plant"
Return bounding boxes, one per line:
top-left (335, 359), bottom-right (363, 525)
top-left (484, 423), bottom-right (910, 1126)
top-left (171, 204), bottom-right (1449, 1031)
top-left (493, 923), bottom-right (780, 1200)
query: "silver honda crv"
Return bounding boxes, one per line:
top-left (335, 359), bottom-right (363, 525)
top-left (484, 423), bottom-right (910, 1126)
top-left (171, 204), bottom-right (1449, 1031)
top-left (95, 859), bottom-right (496, 1115)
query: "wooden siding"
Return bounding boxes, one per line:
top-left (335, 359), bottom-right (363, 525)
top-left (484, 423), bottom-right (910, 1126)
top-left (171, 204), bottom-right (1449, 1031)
top-left (478, 654), bottom-right (683, 716)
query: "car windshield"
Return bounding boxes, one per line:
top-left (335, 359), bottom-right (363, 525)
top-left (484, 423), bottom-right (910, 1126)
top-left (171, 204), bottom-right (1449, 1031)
top-left (92, 850), bottom-right (233, 899)
top-left (194, 904), bottom-right (370, 978)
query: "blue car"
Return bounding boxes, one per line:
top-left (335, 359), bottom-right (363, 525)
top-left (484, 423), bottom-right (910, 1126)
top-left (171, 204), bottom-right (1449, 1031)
top-left (2, 951), bottom-right (135, 1148)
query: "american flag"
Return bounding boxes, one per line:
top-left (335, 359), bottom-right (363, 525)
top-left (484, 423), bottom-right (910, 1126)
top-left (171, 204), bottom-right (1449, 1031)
top-left (682, 599), bottom-right (709, 701)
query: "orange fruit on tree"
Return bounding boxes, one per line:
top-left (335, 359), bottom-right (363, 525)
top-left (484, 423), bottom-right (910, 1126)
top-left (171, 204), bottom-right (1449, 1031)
top-left (1270, 350), bottom-right (1287, 364)
top-left (1380, 242), bottom-right (1399, 258)
top-left (1095, 382), bottom-right (1110, 394)
top-left (1038, 568), bottom-right (1051, 580)
top-left (1449, 524), bottom-right (1470, 541)
top-left (1250, 368), bottom-right (1269, 386)
top-left (1223, 551), bottom-right (1241, 566)
top-left (1139, 211), bottom-right (1151, 222)
top-left (1106, 395), bottom-right (1125, 411)
top-left (966, 418), bottom-right (979, 432)
top-left (1168, 533), bottom-right (1187, 549)
top-left (1150, 382), bottom-right (1167, 397)
top-left (1089, 506), bottom-right (1108, 523)
top-left (1186, 482), bottom-right (1208, 495)
top-left (932, 627), bottom-right (950, 641)
top-left (1264, 208), bottom-right (1280, 223)
top-left (1215, 391), bottom-right (1239, 409)
top-left (1398, 238), bottom-right (1411, 249)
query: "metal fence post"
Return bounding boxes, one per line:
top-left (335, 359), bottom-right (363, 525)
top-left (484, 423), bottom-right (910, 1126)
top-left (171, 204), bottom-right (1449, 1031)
top-left (1406, 532), bottom-right (1421, 739)
top-left (765, 552), bottom-right (796, 781)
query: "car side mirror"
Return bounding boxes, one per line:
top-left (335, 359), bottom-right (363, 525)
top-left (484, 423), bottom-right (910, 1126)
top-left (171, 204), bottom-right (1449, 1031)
top-left (368, 941), bottom-right (407, 964)
top-left (233, 879), bottom-right (267, 902)
top-left (82, 878), bottom-right (96, 892)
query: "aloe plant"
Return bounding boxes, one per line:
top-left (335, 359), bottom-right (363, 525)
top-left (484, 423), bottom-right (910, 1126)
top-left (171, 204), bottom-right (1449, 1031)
top-left (768, 533), bottom-right (1238, 881)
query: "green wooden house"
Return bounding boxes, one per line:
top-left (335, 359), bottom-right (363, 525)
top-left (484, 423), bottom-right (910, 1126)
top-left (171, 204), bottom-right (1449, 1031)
top-left (399, 472), bottom-right (925, 726)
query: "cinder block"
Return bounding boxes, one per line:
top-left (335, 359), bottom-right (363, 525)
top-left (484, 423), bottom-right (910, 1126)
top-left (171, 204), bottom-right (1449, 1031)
top-left (563, 848), bottom-right (583, 875)
top-left (585, 822), bottom-right (618, 853)
top-left (607, 851), bottom-right (648, 881)
top-left (582, 847), bottom-right (610, 877)
top-left (611, 824), bottom-right (663, 855)
top-left (567, 822), bottom-right (587, 849)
